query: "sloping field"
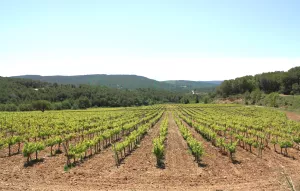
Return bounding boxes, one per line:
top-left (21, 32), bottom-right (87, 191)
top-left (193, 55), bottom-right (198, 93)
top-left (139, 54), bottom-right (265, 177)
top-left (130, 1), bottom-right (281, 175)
top-left (0, 105), bottom-right (300, 190)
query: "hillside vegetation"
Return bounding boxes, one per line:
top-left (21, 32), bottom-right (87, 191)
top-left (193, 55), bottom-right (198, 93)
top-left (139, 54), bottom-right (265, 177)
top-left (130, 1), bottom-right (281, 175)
top-left (163, 80), bottom-right (221, 92)
top-left (0, 77), bottom-right (186, 111)
top-left (216, 66), bottom-right (300, 110)
top-left (217, 66), bottom-right (300, 97)
top-left (12, 75), bottom-right (220, 92)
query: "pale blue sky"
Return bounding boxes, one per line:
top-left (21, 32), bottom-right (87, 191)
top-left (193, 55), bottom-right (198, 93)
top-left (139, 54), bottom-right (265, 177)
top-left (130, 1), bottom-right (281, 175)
top-left (1, 0), bottom-right (299, 80)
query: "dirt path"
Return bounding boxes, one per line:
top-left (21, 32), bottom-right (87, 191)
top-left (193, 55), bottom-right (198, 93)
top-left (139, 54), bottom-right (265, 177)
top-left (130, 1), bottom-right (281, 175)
top-left (100, 113), bottom-right (166, 190)
top-left (286, 111), bottom-right (300, 121)
top-left (162, 112), bottom-right (201, 182)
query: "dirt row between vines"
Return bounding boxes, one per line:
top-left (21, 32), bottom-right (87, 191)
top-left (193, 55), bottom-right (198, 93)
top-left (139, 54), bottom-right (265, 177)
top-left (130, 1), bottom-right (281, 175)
top-left (1, 111), bottom-right (300, 190)
top-left (180, 116), bottom-right (300, 190)
top-left (0, 113), bottom-right (166, 191)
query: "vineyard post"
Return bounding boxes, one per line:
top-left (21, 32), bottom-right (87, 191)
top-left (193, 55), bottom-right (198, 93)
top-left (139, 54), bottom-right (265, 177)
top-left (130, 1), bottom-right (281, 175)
top-left (18, 142), bottom-right (21, 153)
top-left (8, 143), bottom-right (11, 156)
top-left (259, 145), bottom-right (262, 158)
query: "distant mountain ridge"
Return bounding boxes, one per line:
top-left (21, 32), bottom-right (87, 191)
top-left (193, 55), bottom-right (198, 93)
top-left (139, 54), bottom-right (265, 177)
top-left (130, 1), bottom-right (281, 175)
top-left (11, 75), bottom-right (222, 92)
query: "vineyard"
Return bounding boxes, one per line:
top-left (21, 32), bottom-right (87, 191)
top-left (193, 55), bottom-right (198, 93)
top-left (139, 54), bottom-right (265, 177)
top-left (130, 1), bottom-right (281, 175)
top-left (1, 104), bottom-right (300, 190)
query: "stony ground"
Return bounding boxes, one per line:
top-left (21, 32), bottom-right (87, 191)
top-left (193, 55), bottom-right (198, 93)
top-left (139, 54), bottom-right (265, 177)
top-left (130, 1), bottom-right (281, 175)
top-left (0, 112), bottom-right (300, 190)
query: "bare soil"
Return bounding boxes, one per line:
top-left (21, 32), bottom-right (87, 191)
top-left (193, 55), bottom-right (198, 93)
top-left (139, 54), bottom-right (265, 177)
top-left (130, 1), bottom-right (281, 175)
top-left (0, 112), bottom-right (300, 191)
top-left (286, 111), bottom-right (300, 121)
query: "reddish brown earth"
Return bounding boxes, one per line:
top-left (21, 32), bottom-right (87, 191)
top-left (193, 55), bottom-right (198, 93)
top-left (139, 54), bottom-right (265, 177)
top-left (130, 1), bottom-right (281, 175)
top-left (0, 112), bottom-right (300, 190)
top-left (286, 111), bottom-right (300, 121)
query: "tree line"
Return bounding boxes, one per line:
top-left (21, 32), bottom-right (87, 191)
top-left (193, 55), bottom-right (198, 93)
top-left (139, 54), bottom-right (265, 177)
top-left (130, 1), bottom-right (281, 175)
top-left (215, 66), bottom-right (300, 109)
top-left (0, 77), bottom-right (190, 112)
top-left (217, 66), bottom-right (300, 97)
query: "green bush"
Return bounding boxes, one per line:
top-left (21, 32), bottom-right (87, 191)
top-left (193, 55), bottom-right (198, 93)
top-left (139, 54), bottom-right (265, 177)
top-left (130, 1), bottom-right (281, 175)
top-left (19, 104), bottom-right (34, 111)
top-left (62, 100), bottom-right (72, 109)
top-left (78, 96), bottom-right (91, 109)
top-left (5, 104), bottom-right (18, 111)
top-left (52, 102), bottom-right (63, 110)
top-left (264, 93), bottom-right (279, 107)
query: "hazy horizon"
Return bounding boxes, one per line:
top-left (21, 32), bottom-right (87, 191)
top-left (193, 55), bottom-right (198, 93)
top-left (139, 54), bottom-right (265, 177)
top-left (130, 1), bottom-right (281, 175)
top-left (5, 64), bottom-right (296, 82)
top-left (1, 1), bottom-right (300, 81)
top-left (9, 73), bottom-right (225, 82)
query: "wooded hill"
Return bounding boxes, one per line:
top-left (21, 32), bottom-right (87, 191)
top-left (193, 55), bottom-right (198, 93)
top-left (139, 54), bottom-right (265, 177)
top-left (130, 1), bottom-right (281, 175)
top-left (12, 75), bottom-right (221, 92)
top-left (216, 66), bottom-right (300, 109)
top-left (0, 77), bottom-right (188, 111)
top-left (217, 66), bottom-right (300, 97)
